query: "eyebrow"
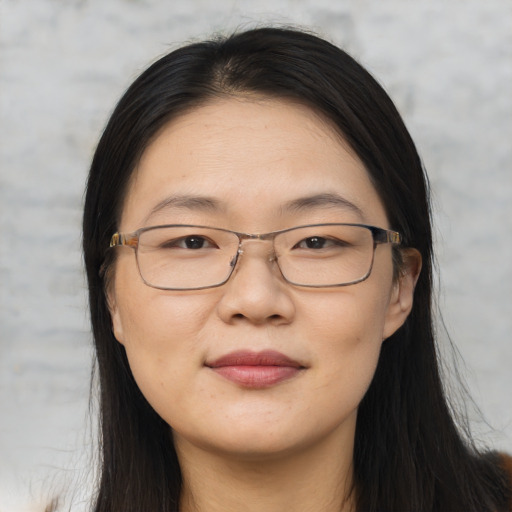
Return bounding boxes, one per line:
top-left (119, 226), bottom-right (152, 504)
top-left (145, 192), bottom-right (364, 223)
top-left (145, 194), bottom-right (223, 222)
top-left (282, 193), bottom-right (364, 219)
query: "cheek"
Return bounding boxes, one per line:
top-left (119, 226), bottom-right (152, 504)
top-left (114, 253), bottom-right (214, 340)
top-left (118, 291), bottom-right (212, 362)
top-left (117, 293), bottom-right (217, 429)
top-left (111, 258), bottom-right (219, 406)
top-left (306, 284), bottom-right (391, 351)
top-left (302, 285), bottom-right (391, 393)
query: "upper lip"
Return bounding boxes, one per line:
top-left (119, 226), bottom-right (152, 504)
top-left (206, 350), bottom-right (304, 368)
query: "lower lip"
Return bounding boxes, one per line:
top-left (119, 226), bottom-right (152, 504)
top-left (211, 365), bottom-right (301, 388)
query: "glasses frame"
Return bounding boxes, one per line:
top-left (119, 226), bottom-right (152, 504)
top-left (109, 223), bottom-right (402, 290)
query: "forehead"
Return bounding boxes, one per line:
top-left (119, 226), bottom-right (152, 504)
top-left (120, 97), bottom-right (388, 230)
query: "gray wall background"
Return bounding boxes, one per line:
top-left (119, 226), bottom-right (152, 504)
top-left (1, 0), bottom-right (511, 509)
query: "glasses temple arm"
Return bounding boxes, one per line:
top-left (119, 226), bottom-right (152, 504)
top-left (110, 232), bottom-right (138, 248)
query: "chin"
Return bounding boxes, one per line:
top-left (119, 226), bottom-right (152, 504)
top-left (203, 435), bottom-right (309, 462)
top-left (175, 414), bottom-right (343, 462)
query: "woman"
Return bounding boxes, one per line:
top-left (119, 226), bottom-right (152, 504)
top-left (82, 27), bottom-right (511, 511)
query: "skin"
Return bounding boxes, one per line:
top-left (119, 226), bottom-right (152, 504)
top-left (108, 97), bottom-right (421, 512)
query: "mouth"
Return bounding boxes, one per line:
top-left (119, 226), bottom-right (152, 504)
top-left (205, 350), bottom-right (305, 388)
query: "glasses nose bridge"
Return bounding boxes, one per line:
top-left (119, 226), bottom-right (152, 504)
top-left (235, 231), bottom-right (279, 261)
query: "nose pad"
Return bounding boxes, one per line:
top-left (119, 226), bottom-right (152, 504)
top-left (229, 254), bottom-right (238, 268)
top-left (229, 246), bottom-right (244, 269)
top-left (228, 243), bottom-right (279, 276)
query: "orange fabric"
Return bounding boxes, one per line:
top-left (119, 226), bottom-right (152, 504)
top-left (499, 453), bottom-right (512, 510)
top-left (501, 452), bottom-right (512, 476)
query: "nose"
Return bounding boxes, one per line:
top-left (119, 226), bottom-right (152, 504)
top-left (216, 241), bottom-right (296, 326)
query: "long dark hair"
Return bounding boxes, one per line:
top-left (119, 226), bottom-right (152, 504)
top-left (83, 27), bottom-right (510, 511)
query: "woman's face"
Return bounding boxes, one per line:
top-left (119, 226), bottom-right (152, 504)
top-left (109, 98), bottom-right (417, 460)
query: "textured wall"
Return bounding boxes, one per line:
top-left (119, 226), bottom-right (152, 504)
top-left (1, 0), bottom-right (511, 509)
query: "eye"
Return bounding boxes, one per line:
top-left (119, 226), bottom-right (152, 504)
top-left (295, 236), bottom-right (341, 250)
top-left (162, 235), bottom-right (217, 250)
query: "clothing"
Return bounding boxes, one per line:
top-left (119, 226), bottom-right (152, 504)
top-left (499, 452), bottom-right (512, 510)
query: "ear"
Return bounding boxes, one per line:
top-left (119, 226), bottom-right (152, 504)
top-left (382, 248), bottom-right (422, 340)
top-left (106, 286), bottom-right (126, 346)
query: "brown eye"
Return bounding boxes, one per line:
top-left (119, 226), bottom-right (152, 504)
top-left (162, 236), bottom-right (216, 250)
top-left (295, 236), bottom-right (345, 250)
top-left (182, 236), bottom-right (209, 249)
top-left (301, 236), bottom-right (327, 249)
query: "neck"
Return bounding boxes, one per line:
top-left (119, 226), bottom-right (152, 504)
top-left (175, 428), bottom-right (356, 512)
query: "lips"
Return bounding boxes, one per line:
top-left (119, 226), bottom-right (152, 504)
top-left (206, 350), bottom-right (304, 388)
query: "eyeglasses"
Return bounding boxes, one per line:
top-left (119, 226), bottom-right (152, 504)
top-left (109, 223), bottom-right (401, 290)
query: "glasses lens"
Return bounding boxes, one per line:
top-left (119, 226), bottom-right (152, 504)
top-left (134, 224), bottom-right (376, 290)
top-left (136, 226), bottom-right (238, 290)
top-left (276, 225), bottom-right (374, 286)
